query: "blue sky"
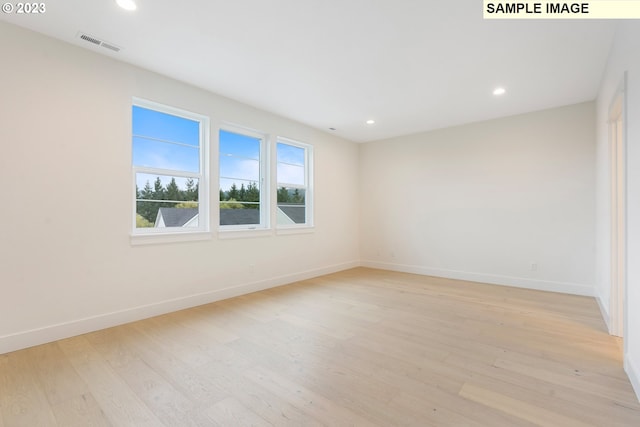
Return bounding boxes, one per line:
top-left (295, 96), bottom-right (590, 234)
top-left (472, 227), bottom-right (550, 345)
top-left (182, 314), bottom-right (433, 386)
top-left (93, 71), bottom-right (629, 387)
top-left (276, 143), bottom-right (305, 187)
top-left (219, 130), bottom-right (260, 192)
top-left (133, 105), bottom-right (305, 193)
top-left (133, 106), bottom-right (200, 191)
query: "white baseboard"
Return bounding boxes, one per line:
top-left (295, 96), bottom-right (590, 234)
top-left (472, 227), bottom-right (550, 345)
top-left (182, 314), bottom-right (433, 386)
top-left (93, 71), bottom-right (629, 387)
top-left (0, 260), bottom-right (360, 355)
top-left (625, 354), bottom-right (640, 403)
top-left (361, 260), bottom-right (594, 296)
top-left (596, 294), bottom-right (611, 333)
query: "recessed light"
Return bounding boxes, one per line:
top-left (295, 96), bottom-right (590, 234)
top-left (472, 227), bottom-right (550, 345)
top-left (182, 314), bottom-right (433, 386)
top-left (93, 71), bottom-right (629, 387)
top-left (116, 0), bottom-right (137, 11)
top-left (366, 119), bottom-right (376, 125)
top-left (493, 87), bottom-right (506, 96)
top-left (329, 127), bottom-right (336, 131)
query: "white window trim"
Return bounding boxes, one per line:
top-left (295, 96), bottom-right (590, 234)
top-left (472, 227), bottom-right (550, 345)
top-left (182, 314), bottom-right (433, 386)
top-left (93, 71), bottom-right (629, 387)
top-left (131, 98), bottom-right (210, 241)
top-left (276, 136), bottom-right (314, 230)
top-left (218, 123), bottom-right (270, 232)
top-left (130, 231), bottom-right (212, 246)
top-left (276, 226), bottom-right (315, 236)
top-left (217, 228), bottom-right (273, 240)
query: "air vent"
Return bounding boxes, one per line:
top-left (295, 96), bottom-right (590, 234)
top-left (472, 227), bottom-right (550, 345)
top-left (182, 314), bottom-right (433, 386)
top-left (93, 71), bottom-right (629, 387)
top-left (79, 34), bottom-right (101, 45)
top-left (101, 43), bottom-right (121, 52)
top-left (77, 32), bottom-right (121, 53)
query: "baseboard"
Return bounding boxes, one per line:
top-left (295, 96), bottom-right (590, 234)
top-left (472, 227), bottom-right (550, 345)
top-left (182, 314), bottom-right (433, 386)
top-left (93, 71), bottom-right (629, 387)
top-left (361, 260), bottom-right (594, 296)
top-left (596, 294), bottom-right (611, 333)
top-left (625, 354), bottom-right (640, 403)
top-left (0, 260), bottom-right (360, 355)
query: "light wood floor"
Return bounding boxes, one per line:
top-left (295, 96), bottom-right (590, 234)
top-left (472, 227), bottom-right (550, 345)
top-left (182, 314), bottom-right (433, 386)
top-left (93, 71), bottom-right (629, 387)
top-left (1, 268), bottom-right (639, 426)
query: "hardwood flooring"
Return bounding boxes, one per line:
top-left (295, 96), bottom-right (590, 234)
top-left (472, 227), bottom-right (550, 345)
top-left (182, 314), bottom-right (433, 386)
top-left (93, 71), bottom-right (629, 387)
top-left (1, 267), bottom-right (639, 426)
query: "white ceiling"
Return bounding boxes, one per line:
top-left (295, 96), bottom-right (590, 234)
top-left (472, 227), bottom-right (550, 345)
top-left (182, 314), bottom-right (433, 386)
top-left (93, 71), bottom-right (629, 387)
top-left (1, 0), bottom-right (617, 142)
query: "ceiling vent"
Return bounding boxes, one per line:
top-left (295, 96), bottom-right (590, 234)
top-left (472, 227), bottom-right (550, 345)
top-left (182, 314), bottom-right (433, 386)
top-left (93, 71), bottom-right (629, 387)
top-left (77, 32), bottom-right (121, 52)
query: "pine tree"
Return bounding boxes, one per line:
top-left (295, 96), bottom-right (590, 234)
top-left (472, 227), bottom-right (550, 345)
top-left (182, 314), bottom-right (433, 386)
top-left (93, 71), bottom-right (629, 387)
top-left (238, 183), bottom-right (247, 202)
top-left (185, 178), bottom-right (198, 201)
top-left (137, 180), bottom-right (156, 223)
top-left (246, 182), bottom-right (260, 209)
top-left (228, 183), bottom-right (239, 200)
top-left (153, 177), bottom-right (166, 200)
top-left (277, 187), bottom-right (290, 203)
top-left (292, 189), bottom-right (302, 204)
top-left (166, 177), bottom-right (181, 202)
top-left (140, 181), bottom-right (154, 199)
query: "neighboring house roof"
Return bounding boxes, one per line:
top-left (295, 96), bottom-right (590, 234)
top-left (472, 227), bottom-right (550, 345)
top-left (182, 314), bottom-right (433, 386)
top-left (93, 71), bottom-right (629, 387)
top-left (220, 209), bottom-right (260, 225)
top-left (154, 206), bottom-right (303, 227)
top-left (278, 205), bottom-right (306, 224)
top-left (155, 208), bottom-right (199, 227)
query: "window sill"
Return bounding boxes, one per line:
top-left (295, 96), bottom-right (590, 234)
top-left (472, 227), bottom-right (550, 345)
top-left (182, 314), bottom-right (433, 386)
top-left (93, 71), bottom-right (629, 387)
top-left (276, 226), bottom-right (315, 236)
top-left (218, 228), bottom-right (273, 240)
top-left (130, 230), bottom-right (212, 246)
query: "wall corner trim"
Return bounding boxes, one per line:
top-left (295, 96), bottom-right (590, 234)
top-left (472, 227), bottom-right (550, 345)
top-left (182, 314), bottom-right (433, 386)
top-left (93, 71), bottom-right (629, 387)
top-left (625, 354), bottom-right (640, 403)
top-left (596, 294), bottom-right (612, 333)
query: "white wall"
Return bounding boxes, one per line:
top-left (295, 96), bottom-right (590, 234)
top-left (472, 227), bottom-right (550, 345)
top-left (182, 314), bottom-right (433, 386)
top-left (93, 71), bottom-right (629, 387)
top-left (360, 102), bottom-right (596, 296)
top-left (3, 20), bottom-right (635, 401)
top-left (595, 22), bottom-right (640, 399)
top-left (0, 22), bottom-right (360, 354)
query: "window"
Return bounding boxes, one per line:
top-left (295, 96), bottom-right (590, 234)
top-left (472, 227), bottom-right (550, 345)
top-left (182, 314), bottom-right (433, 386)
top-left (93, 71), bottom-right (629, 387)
top-left (277, 138), bottom-right (312, 227)
top-left (132, 99), bottom-right (208, 235)
top-left (219, 127), bottom-right (266, 229)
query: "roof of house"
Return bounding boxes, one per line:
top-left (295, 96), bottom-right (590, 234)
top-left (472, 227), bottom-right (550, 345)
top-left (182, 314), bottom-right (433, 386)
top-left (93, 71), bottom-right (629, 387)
top-left (156, 208), bottom-right (198, 227)
top-left (220, 209), bottom-right (260, 226)
top-left (278, 205), bottom-right (306, 224)
top-left (155, 206), bottom-right (302, 227)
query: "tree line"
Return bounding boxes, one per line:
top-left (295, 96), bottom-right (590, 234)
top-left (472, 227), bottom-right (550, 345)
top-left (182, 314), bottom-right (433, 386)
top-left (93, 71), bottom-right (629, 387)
top-left (136, 177), bottom-right (305, 226)
top-left (136, 177), bottom-right (198, 225)
top-left (277, 187), bottom-right (305, 204)
top-left (219, 182), bottom-right (260, 209)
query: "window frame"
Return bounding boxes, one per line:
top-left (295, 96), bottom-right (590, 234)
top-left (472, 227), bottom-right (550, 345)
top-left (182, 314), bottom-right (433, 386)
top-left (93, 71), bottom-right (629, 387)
top-left (131, 98), bottom-right (210, 240)
top-left (218, 124), bottom-right (269, 232)
top-left (276, 137), bottom-right (313, 230)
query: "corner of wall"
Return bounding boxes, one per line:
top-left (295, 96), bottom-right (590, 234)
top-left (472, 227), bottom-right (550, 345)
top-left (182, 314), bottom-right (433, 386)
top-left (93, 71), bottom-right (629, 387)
top-left (625, 354), bottom-right (640, 403)
top-left (596, 291), bottom-right (611, 333)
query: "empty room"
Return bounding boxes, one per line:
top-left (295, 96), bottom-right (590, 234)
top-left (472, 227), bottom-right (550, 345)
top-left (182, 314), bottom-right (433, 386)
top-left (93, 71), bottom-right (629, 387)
top-left (1, 1), bottom-right (640, 425)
